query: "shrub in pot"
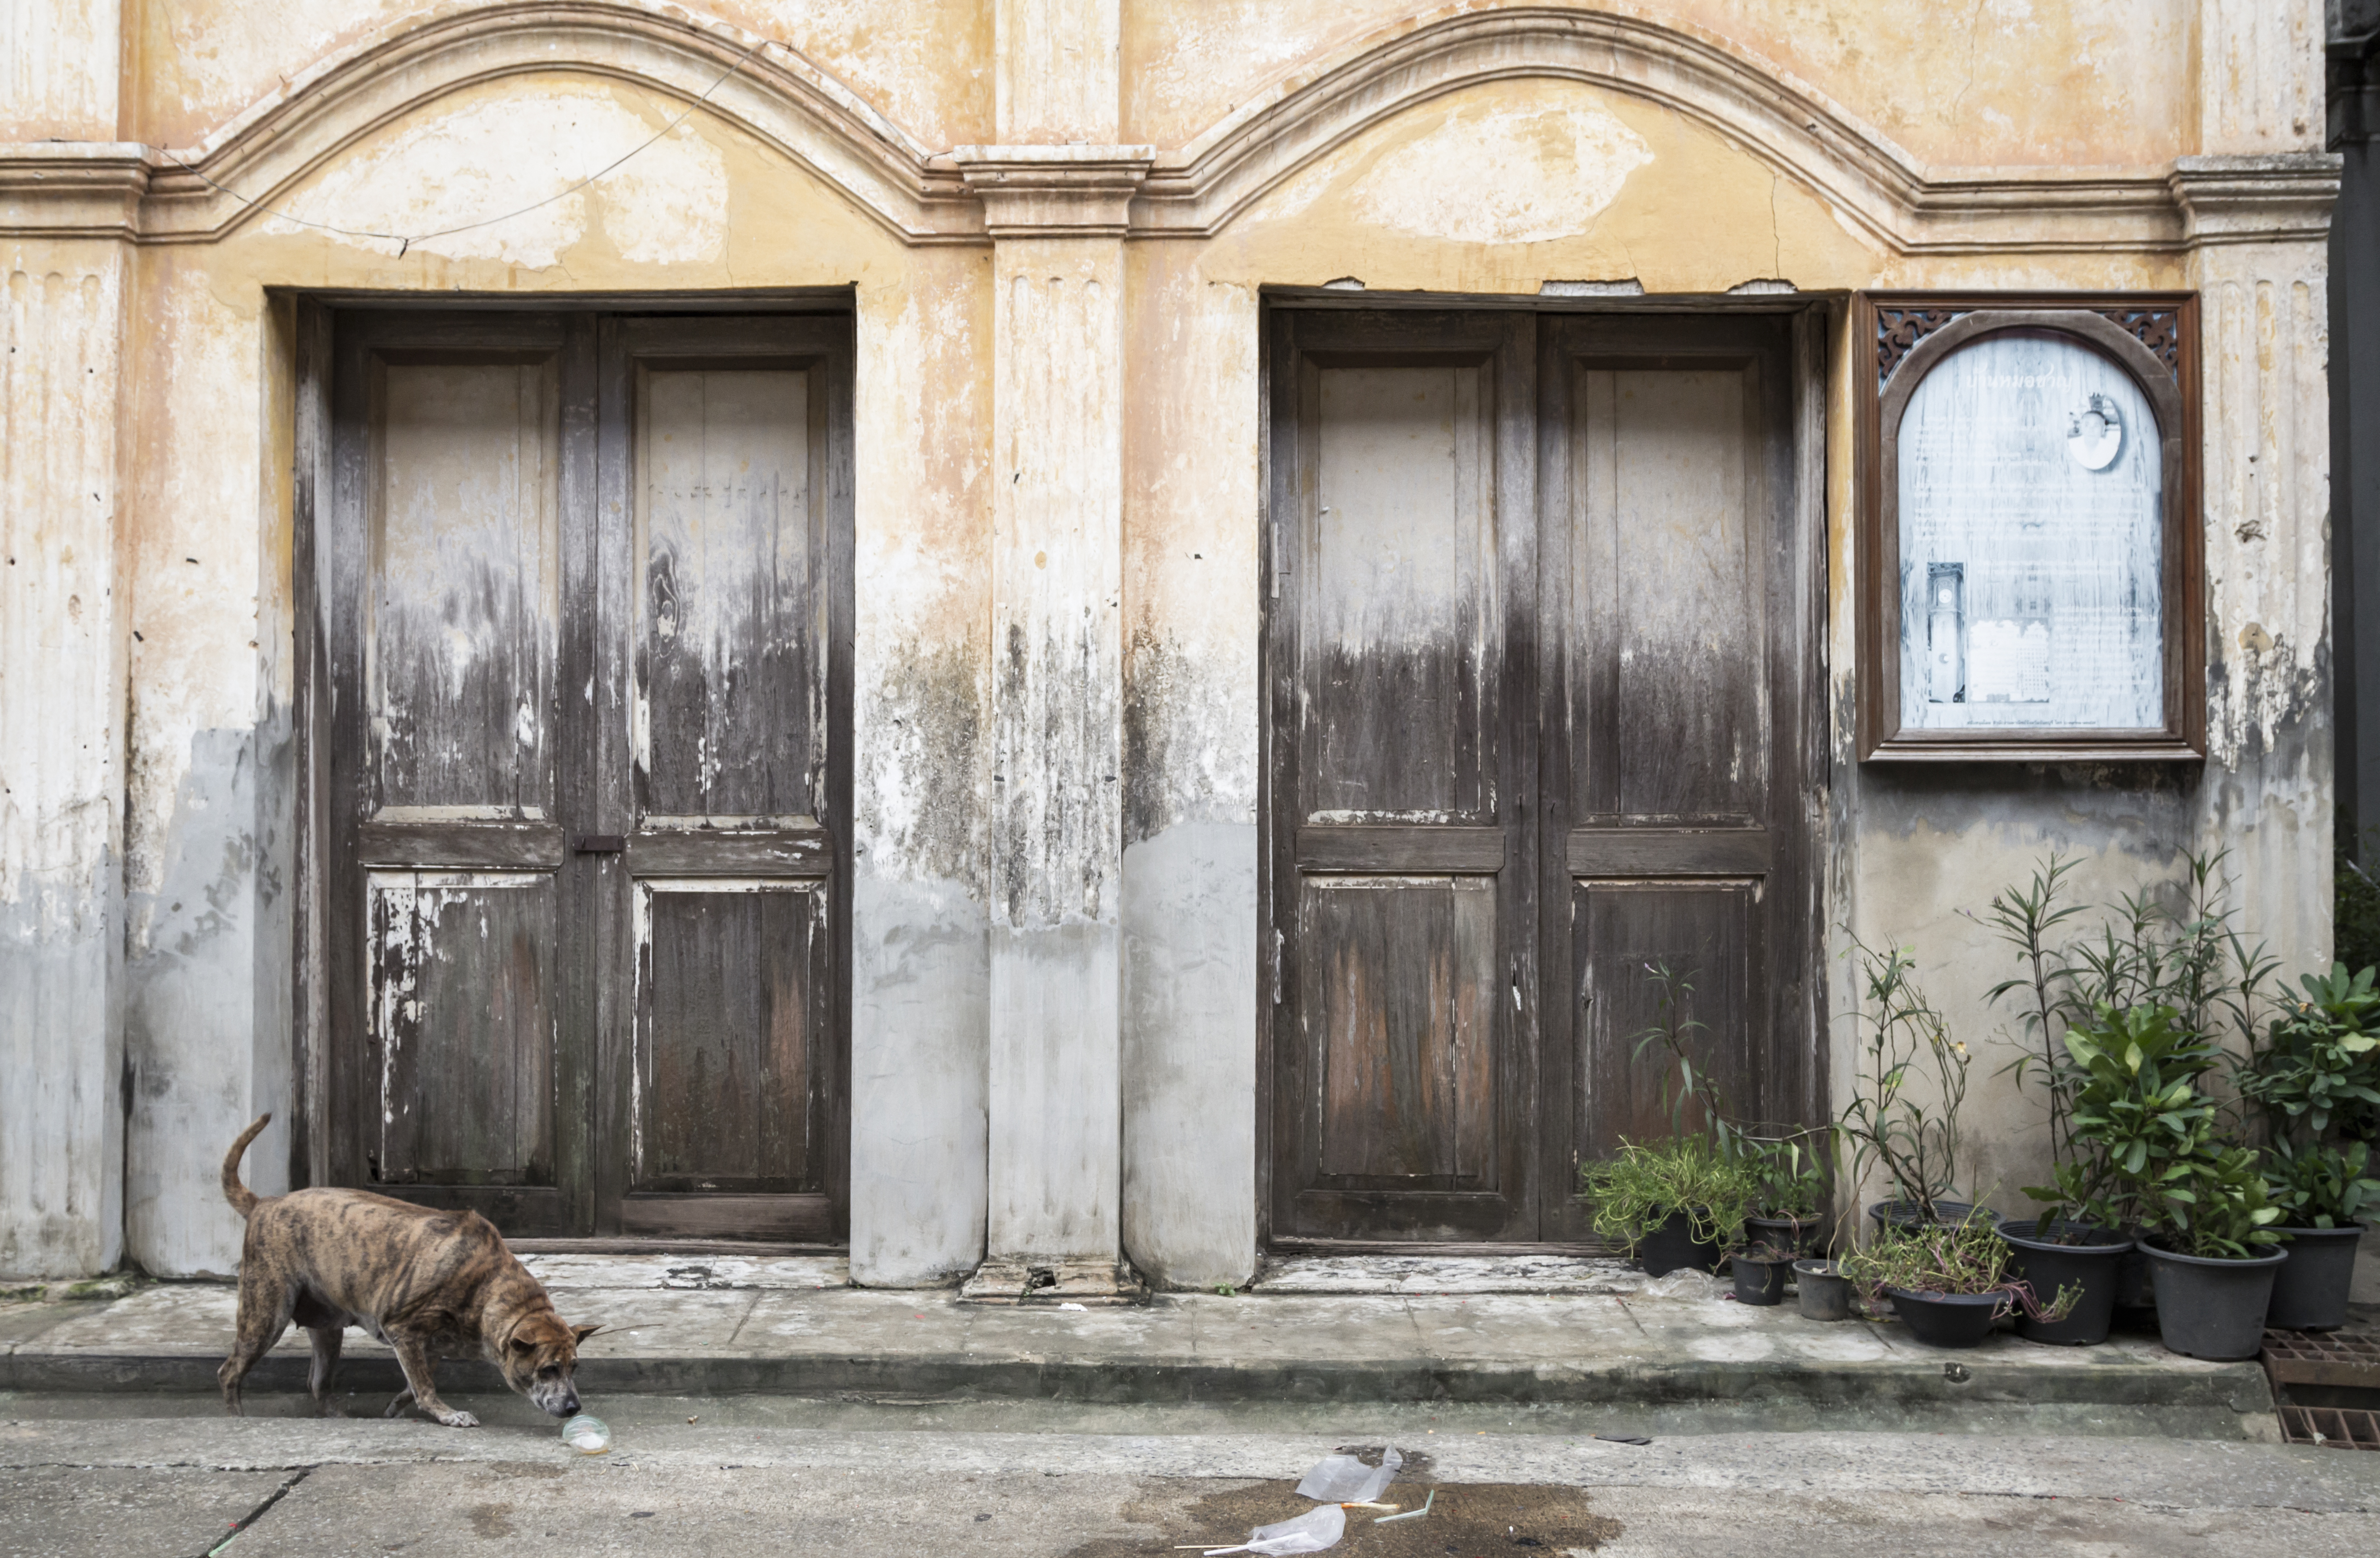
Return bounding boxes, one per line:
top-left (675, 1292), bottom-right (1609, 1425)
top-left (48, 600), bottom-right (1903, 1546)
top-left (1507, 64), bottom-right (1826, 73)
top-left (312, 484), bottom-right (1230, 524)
top-left (2138, 1147), bottom-right (2286, 1361)
top-left (1730, 1243), bottom-right (1796, 1305)
top-left (1838, 1211), bottom-right (2073, 1349)
top-left (2238, 964), bottom-right (2380, 1330)
top-left (1580, 1135), bottom-right (1756, 1277)
top-left (2259, 1138), bottom-right (2377, 1331)
top-left (1728, 1129), bottom-right (1831, 1254)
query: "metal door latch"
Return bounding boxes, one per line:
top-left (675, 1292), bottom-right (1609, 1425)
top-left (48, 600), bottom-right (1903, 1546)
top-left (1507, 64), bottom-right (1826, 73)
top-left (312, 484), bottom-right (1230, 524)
top-left (574, 834), bottom-right (626, 854)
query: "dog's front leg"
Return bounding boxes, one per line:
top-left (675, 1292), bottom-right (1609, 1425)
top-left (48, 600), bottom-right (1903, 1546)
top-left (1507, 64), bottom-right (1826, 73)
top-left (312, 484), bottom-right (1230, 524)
top-left (387, 1337), bottom-right (477, 1428)
top-left (307, 1326), bottom-right (345, 1415)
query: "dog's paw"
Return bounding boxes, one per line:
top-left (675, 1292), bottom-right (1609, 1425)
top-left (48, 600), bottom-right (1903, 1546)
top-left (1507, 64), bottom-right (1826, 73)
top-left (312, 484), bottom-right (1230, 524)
top-left (437, 1409), bottom-right (480, 1428)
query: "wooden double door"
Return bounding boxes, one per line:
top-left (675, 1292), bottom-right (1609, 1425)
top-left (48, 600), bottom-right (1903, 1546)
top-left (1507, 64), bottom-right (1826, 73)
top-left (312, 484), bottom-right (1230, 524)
top-left (1265, 308), bottom-right (1820, 1246)
top-left (315, 309), bottom-right (852, 1242)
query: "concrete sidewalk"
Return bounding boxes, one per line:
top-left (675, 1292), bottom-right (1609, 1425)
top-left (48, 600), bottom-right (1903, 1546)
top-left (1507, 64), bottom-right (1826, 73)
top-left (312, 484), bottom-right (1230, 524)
top-left (0, 1255), bottom-right (2280, 1436)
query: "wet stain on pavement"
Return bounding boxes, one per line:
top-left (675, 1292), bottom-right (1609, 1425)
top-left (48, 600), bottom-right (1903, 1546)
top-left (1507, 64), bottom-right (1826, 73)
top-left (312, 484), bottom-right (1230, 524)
top-left (1063, 1476), bottom-right (1622, 1557)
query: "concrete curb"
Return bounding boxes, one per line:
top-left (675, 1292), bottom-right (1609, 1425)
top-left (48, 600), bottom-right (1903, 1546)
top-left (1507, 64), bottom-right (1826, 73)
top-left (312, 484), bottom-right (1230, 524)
top-left (2, 1348), bottom-right (2275, 1414)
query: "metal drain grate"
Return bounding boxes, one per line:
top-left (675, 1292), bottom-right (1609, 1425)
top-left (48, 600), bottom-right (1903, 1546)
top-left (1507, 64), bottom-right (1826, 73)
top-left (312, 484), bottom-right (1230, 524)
top-left (2279, 1405), bottom-right (2380, 1449)
top-left (2262, 1325), bottom-right (2380, 1389)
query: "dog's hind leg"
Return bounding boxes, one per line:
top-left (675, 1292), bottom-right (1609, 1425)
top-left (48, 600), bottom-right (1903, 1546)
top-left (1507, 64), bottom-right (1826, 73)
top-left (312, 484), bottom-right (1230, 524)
top-left (387, 1335), bottom-right (477, 1428)
top-left (217, 1262), bottom-right (295, 1417)
top-left (306, 1326), bottom-right (345, 1415)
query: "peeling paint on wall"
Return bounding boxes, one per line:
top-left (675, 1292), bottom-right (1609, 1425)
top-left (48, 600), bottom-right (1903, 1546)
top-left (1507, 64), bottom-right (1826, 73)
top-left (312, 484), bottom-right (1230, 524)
top-left (1352, 100), bottom-right (1651, 244)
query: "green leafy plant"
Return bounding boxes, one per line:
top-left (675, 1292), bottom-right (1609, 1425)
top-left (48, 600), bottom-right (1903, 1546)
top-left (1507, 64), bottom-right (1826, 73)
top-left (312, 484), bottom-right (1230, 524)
top-left (2145, 1145), bottom-right (2283, 1260)
top-left (2262, 1138), bottom-right (2380, 1230)
top-left (2238, 964), bottom-right (2380, 1149)
top-left (1729, 1129), bottom-right (1831, 1238)
top-left (1632, 962), bottom-right (1724, 1135)
top-left (1835, 937), bottom-right (1969, 1226)
top-left (1578, 1135), bottom-right (1760, 1252)
top-left (1836, 1211), bottom-right (2074, 1321)
top-left (2044, 1002), bottom-right (2222, 1229)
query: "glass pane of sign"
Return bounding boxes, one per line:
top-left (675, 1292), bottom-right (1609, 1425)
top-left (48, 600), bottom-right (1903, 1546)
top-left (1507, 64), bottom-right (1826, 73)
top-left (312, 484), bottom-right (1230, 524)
top-left (1896, 330), bottom-right (2162, 730)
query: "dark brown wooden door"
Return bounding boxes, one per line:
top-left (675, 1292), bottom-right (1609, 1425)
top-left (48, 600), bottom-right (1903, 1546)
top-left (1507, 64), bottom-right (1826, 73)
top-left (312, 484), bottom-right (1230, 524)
top-left (324, 311), bottom-right (851, 1242)
top-left (1265, 308), bottom-right (1814, 1247)
top-left (1264, 311), bottom-right (1541, 1242)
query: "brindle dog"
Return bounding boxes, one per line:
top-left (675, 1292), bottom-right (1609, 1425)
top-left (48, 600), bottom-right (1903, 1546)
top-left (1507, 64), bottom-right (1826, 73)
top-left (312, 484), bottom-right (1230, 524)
top-left (217, 1114), bottom-right (599, 1426)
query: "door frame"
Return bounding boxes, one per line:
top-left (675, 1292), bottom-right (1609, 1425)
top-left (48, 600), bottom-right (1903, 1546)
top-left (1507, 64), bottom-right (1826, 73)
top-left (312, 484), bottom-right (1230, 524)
top-left (289, 291), bottom-right (857, 1251)
top-left (1254, 293), bottom-right (1834, 1254)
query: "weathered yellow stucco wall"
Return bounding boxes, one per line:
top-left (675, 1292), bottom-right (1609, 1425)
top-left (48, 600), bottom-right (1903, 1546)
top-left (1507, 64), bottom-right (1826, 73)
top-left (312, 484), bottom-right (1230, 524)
top-left (0, 0), bottom-right (2339, 1279)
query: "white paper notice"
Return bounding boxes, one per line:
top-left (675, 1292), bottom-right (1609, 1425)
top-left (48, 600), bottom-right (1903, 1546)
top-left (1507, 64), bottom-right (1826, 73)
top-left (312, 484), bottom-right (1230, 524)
top-left (1896, 330), bottom-right (2163, 730)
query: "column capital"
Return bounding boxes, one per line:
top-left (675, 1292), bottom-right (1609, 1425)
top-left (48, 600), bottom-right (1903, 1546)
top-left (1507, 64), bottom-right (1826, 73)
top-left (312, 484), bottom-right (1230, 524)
top-left (2169, 152), bottom-right (2341, 245)
top-left (951, 145), bottom-right (1155, 237)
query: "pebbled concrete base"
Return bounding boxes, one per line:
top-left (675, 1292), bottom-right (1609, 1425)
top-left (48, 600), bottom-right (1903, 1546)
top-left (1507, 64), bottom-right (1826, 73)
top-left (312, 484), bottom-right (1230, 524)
top-left (0, 1256), bottom-right (2280, 1437)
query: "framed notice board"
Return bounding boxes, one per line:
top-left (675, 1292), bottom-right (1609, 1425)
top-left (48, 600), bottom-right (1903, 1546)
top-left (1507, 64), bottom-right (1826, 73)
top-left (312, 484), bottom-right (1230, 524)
top-left (1856, 293), bottom-right (2203, 761)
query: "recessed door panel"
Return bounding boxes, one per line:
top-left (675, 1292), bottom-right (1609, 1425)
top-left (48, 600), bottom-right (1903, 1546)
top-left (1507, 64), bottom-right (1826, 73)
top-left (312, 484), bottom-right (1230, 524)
top-left (635, 881), bottom-right (830, 1193)
top-left (1307, 364), bottom-right (1493, 821)
top-left (636, 367), bottom-right (818, 823)
top-left (368, 359), bottom-right (559, 817)
top-left (1573, 365), bottom-right (1766, 824)
top-left (1305, 876), bottom-right (1497, 1184)
top-left (367, 871), bottom-right (557, 1186)
top-left (1571, 880), bottom-right (1757, 1161)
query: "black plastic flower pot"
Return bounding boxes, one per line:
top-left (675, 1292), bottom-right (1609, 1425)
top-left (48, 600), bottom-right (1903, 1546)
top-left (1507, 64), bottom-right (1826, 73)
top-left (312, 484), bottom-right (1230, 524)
top-left (1998, 1218), bottom-right (2133, 1347)
top-left (1866, 1199), bottom-right (2001, 1232)
top-left (2141, 1240), bottom-right (2286, 1360)
top-left (1884, 1288), bottom-right (2005, 1348)
top-left (2266, 1223), bottom-right (2366, 1332)
top-left (1744, 1213), bottom-right (1823, 1255)
top-left (1794, 1259), bottom-right (1852, 1321)
top-left (1637, 1208), bottom-right (1725, 1277)
top-left (1731, 1254), bottom-right (1792, 1305)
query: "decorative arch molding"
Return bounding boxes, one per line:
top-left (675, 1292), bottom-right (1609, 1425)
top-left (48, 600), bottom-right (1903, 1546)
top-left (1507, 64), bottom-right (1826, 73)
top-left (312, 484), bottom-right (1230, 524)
top-left (6, 1), bottom-right (987, 245)
top-left (0, 0), bottom-right (2336, 252)
top-left (1130, 4), bottom-right (2332, 254)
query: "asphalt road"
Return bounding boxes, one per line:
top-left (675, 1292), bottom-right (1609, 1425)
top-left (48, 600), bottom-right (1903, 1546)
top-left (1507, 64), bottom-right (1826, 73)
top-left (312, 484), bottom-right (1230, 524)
top-left (6, 1390), bottom-right (2379, 1557)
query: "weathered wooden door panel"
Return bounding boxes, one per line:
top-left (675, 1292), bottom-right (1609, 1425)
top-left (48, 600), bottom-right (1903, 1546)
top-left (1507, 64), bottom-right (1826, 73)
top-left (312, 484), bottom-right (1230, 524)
top-left (368, 871), bottom-right (557, 1185)
top-left (1537, 314), bottom-right (1812, 1244)
top-left (634, 881), bottom-right (831, 1193)
top-left (1569, 879), bottom-right (1759, 1162)
top-left (1304, 876), bottom-right (1497, 1182)
top-left (324, 309), bottom-right (851, 1244)
top-left (1268, 310), bottom-right (1537, 1244)
top-left (604, 316), bottom-right (851, 1244)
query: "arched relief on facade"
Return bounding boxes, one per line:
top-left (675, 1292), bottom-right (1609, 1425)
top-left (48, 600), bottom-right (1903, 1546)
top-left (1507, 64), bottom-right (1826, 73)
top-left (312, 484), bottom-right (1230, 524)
top-left (1129, 7), bottom-right (2292, 255)
top-left (131, 1), bottom-right (982, 247)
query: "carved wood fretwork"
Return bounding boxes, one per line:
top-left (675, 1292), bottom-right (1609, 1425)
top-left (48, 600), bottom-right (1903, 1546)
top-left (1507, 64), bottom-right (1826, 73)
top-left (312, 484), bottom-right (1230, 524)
top-left (2097, 308), bottom-right (2183, 382)
top-left (1875, 307), bottom-right (1964, 388)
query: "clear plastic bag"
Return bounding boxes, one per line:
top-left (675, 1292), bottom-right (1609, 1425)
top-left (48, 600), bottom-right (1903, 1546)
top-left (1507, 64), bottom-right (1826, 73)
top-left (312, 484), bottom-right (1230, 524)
top-left (560, 1414), bottom-right (611, 1454)
top-left (1204, 1503), bottom-right (1347, 1555)
top-left (1293, 1446), bottom-right (1401, 1504)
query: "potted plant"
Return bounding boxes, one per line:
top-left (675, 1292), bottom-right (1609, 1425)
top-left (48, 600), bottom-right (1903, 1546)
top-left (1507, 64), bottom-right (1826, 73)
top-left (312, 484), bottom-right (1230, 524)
top-left (1581, 1134), bottom-right (1757, 1276)
top-left (2239, 964), bottom-right (2380, 1331)
top-left (1578, 965), bottom-right (1759, 1276)
top-left (1729, 1241), bottom-right (1797, 1305)
top-left (1838, 1211), bottom-right (2073, 1348)
top-left (1836, 939), bottom-right (1991, 1231)
top-left (2260, 1138), bottom-right (2378, 1330)
top-left (1979, 854), bottom-right (2270, 1341)
top-left (2137, 1147), bottom-right (2286, 1360)
top-left (1731, 1129), bottom-right (1832, 1255)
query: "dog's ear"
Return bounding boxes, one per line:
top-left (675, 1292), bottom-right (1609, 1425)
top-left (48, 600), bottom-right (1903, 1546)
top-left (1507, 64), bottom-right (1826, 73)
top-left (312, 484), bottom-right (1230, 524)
top-left (508, 1335), bottom-right (539, 1357)
top-left (570, 1323), bottom-right (602, 1346)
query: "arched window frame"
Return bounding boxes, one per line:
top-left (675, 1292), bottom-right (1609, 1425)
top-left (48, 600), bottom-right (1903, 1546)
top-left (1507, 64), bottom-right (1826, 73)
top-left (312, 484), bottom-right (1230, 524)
top-left (1856, 293), bottom-right (2204, 761)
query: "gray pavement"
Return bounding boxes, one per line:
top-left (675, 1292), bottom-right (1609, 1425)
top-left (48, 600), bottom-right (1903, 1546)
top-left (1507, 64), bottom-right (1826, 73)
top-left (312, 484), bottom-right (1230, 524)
top-left (5, 1392), bottom-right (2380, 1557)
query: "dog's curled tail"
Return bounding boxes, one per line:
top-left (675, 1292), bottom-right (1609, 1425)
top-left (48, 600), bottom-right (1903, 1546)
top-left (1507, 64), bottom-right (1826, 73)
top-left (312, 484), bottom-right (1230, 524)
top-left (222, 1113), bottom-right (271, 1220)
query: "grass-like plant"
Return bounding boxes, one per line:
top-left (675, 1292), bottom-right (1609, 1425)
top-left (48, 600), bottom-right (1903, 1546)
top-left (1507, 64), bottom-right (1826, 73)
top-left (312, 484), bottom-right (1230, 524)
top-left (1836, 937), bottom-right (1969, 1226)
top-left (1837, 1211), bottom-right (2075, 1320)
top-left (1578, 1134), bottom-right (1760, 1253)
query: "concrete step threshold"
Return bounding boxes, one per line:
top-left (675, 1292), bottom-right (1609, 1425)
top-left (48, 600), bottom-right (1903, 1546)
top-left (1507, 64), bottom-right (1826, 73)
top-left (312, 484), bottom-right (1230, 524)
top-left (0, 1255), bottom-right (2278, 1435)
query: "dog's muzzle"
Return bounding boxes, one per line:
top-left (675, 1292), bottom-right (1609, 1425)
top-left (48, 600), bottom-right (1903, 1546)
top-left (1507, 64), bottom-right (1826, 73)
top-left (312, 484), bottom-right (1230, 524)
top-left (532, 1382), bottom-right (580, 1417)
